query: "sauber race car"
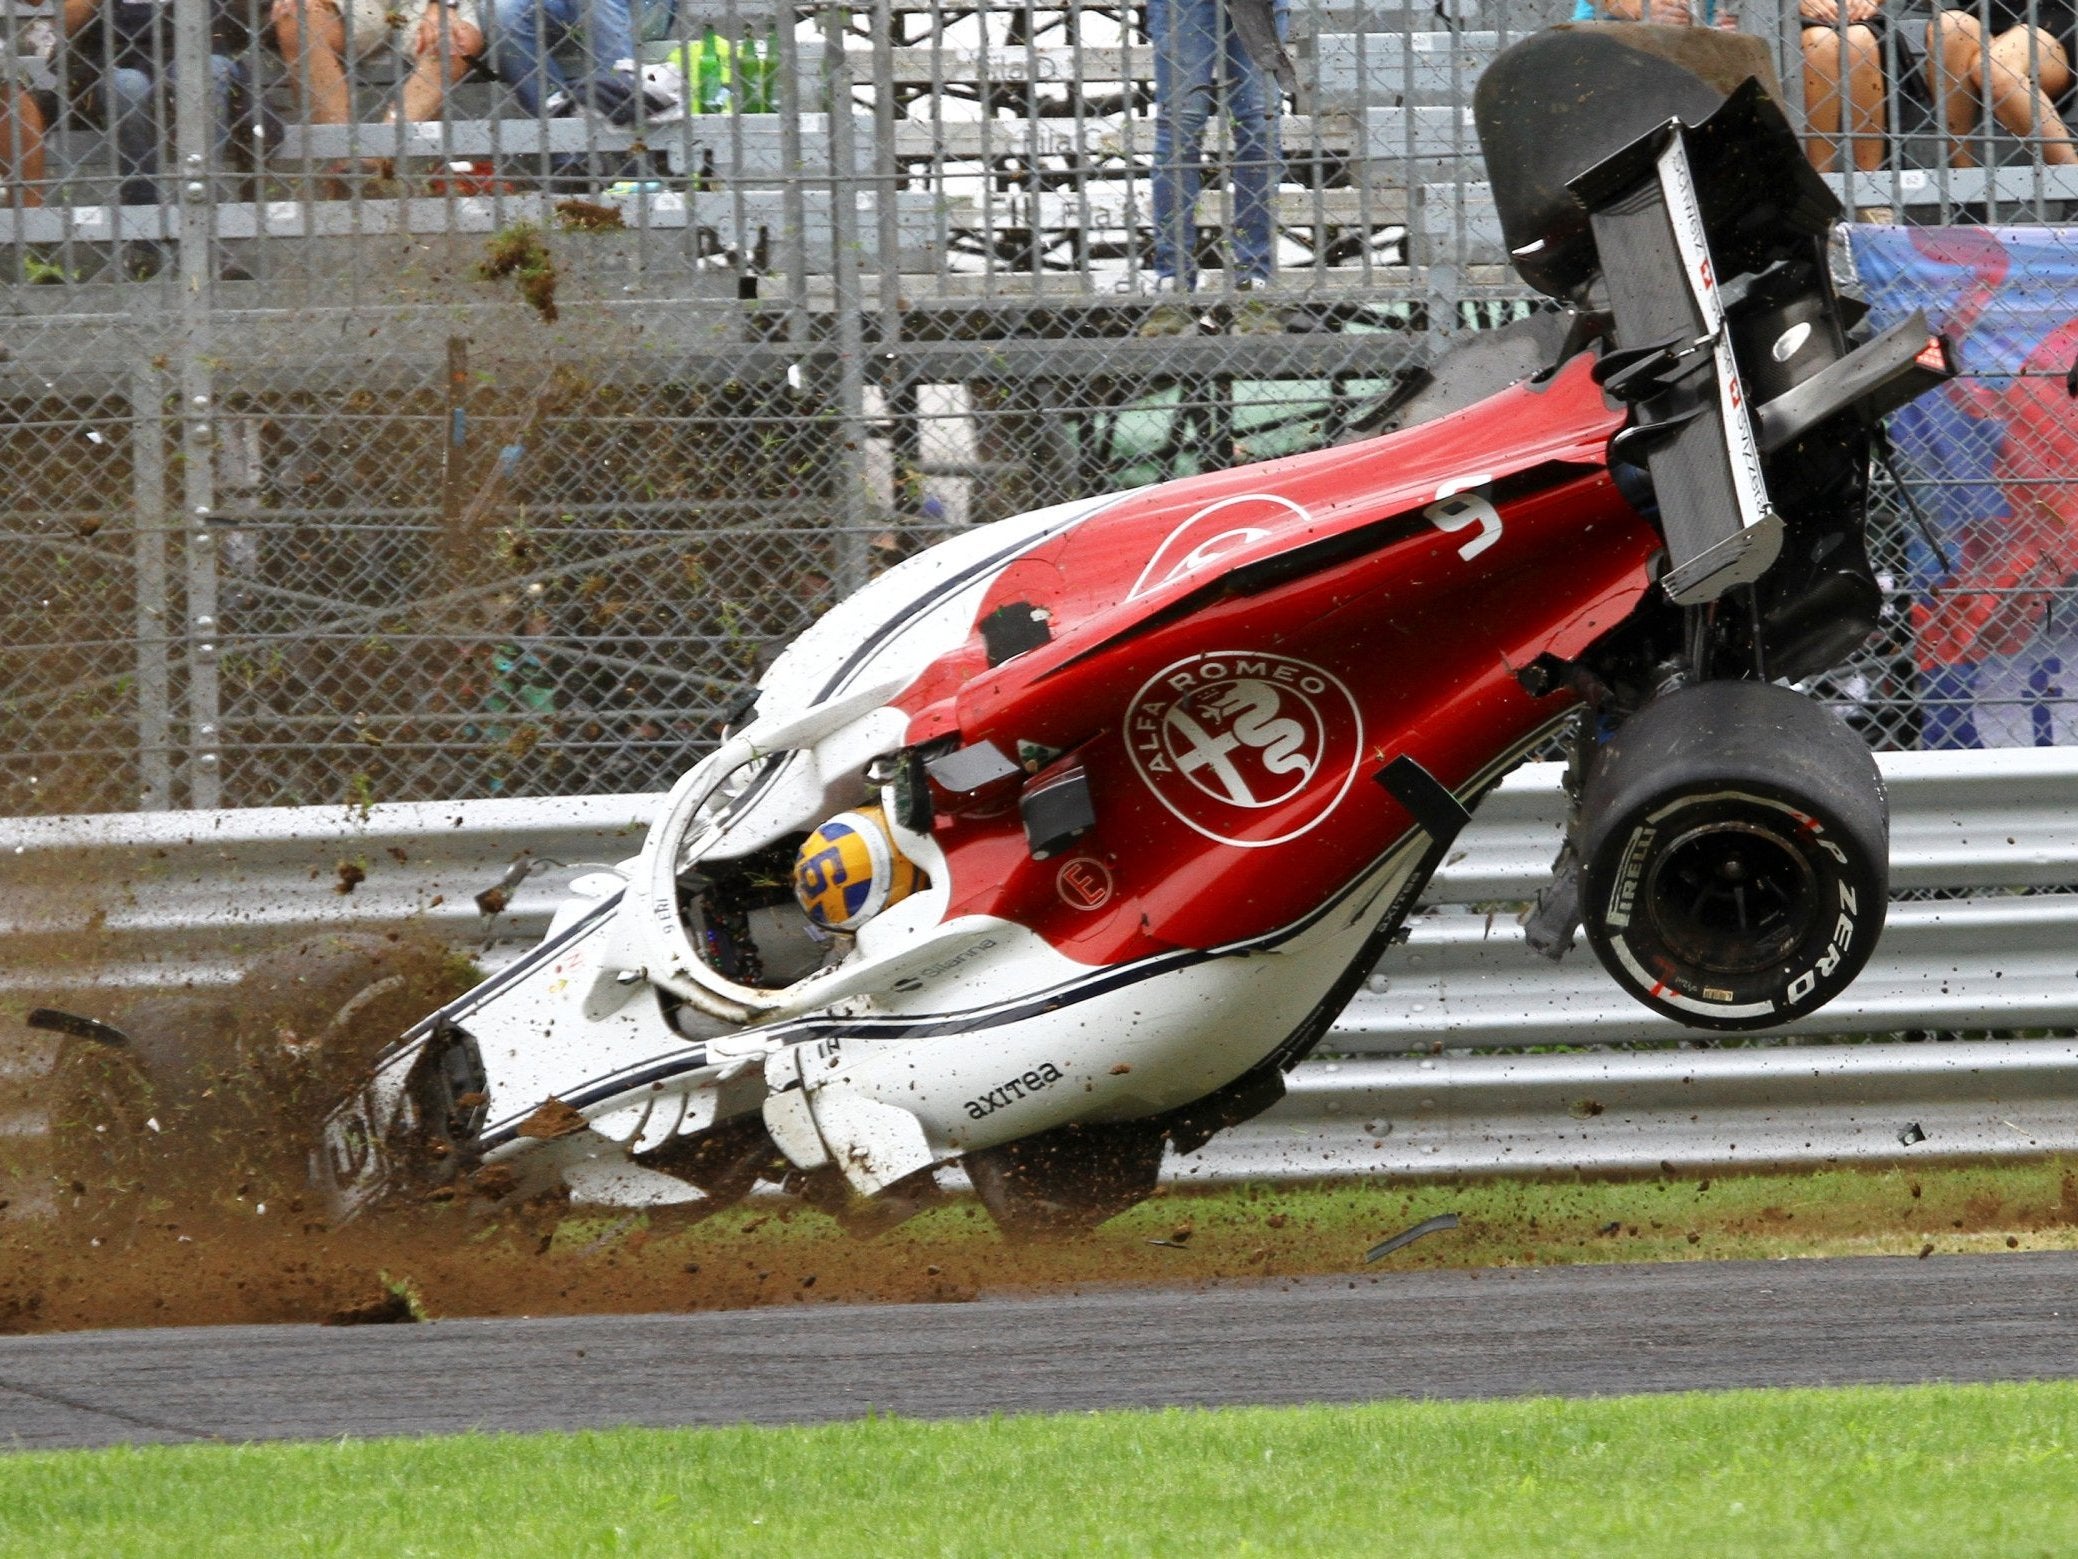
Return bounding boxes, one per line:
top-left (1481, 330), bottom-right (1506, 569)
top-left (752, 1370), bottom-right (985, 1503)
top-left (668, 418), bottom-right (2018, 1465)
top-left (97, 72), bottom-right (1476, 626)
top-left (43, 27), bottom-right (1956, 1236)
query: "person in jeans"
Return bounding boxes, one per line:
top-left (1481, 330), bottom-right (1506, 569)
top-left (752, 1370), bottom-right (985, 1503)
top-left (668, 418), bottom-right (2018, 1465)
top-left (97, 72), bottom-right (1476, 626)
top-left (489, 0), bottom-right (676, 123)
top-left (59, 0), bottom-right (253, 209)
top-left (1140, 0), bottom-right (1291, 335)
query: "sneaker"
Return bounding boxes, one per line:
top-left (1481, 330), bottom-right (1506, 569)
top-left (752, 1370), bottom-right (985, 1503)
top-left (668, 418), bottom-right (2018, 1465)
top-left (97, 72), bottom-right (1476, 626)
top-left (632, 60), bottom-right (688, 124)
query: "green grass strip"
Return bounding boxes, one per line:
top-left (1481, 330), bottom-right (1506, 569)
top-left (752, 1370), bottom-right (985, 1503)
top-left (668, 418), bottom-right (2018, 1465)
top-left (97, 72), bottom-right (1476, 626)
top-left (6, 1380), bottom-right (2078, 1556)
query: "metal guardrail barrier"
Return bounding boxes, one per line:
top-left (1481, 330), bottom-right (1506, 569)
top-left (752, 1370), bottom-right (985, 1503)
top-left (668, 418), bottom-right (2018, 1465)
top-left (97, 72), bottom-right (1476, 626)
top-left (1209, 1039), bottom-right (2078, 1181)
top-left (5, 747), bottom-right (2074, 1185)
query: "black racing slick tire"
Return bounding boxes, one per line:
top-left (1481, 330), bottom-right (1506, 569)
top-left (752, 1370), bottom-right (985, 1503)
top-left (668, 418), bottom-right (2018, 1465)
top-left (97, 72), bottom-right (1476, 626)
top-left (1577, 680), bottom-right (1888, 1032)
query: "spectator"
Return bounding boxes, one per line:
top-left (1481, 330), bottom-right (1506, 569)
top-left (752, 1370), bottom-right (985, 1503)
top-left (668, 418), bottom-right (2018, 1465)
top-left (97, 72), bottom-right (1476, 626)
top-left (270, 0), bottom-right (488, 130)
top-left (1572, 0), bottom-right (1740, 29)
top-left (1574, 4), bottom-right (1897, 199)
top-left (1137, 0), bottom-right (1292, 336)
top-left (1, 83), bottom-right (45, 207)
top-left (488, 0), bottom-right (677, 124)
top-left (1799, 0), bottom-right (1896, 181)
top-left (59, 0), bottom-right (254, 209)
top-left (1927, 0), bottom-right (2078, 165)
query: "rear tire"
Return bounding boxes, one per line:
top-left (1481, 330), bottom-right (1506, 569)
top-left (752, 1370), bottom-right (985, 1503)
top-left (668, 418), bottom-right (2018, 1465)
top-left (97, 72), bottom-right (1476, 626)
top-left (1577, 680), bottom-right (1887, 1031)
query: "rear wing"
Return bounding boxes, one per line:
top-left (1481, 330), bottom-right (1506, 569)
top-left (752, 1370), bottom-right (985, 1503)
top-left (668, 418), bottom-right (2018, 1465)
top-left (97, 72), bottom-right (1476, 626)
top-left (1568, 84), bottom-right (1951, 605)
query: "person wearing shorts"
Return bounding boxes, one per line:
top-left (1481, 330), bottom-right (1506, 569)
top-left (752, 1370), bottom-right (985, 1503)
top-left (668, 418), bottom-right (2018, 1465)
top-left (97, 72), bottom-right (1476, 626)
top-left (1798, 0), bottom-right (1914, 178)
top-left (1927, 0), bottom-right (2078, 163)
top-left (1576, 0), bottom-right (1903, 195)
top-left (271, 0), bottom-right (488, 126)
top-left (1570, 0), bottom-right (1739, 29)
top-left (1, 83), bottom-right (46, 208)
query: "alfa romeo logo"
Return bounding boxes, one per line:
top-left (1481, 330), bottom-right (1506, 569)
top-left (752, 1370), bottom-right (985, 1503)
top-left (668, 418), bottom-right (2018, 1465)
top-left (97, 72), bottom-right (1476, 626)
top-left (1125, 651), bottom-right (1362, 847)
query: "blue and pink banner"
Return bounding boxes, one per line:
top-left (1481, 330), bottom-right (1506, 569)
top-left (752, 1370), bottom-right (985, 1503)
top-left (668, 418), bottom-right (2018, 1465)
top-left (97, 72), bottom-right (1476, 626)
top-left (1853, 225), bottom-right (2078, 748)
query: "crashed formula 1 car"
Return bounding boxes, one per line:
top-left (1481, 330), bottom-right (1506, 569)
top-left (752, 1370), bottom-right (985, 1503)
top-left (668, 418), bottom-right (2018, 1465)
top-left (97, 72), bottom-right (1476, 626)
top-left (304, 28), bottom-right (1958, 1234)
top-left (74, 27), bottom-right (1957, 1236)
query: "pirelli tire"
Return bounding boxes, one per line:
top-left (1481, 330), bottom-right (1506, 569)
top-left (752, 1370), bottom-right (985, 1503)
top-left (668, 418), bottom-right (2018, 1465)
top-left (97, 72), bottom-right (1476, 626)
top-left (1576, 679), bottom-right (1888, 1033)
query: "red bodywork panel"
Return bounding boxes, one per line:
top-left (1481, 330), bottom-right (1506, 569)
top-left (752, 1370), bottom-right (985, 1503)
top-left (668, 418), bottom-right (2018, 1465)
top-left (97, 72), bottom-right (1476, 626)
top-left (901, 352), bottom-right (1658, 964)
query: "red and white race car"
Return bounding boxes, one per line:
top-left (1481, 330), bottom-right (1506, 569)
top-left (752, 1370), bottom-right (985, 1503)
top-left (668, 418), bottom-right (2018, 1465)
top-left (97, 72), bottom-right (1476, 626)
top-left (248, 30), bottom-right (1956, 1233)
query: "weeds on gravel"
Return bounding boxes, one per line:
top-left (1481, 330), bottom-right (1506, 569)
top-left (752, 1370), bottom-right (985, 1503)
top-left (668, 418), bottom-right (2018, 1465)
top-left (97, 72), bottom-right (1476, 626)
top-left (5, 1380), bottom-right (2078, 1555)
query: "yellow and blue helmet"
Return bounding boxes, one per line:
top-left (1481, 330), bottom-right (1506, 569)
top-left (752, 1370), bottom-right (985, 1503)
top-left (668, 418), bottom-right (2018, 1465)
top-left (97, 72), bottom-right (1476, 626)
top-left (793, 805), bottom-right (920, 931)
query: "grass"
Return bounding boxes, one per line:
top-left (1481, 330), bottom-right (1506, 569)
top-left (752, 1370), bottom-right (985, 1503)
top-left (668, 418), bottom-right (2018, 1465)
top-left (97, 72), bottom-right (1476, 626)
top-left (5, 1382), bottom-right (2078, 1555)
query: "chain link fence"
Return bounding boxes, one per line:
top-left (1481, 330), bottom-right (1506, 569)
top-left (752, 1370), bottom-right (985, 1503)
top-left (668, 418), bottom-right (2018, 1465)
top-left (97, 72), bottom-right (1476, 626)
top-left (1, 0), bottom-right (2073, 815)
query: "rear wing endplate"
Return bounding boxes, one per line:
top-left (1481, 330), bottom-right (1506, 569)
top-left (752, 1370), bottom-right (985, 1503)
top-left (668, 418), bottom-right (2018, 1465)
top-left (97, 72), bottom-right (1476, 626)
top-left (1575, 123), bottom-right (1780, 606)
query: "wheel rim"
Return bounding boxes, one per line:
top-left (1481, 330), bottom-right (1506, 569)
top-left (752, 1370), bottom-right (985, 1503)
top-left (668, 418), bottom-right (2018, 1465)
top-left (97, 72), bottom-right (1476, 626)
top-left (1643, 819), bottom-right (1818, 977)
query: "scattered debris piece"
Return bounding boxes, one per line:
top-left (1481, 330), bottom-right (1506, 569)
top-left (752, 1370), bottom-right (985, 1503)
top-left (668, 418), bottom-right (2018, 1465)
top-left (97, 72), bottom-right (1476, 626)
top-left (1899, 1121), bottom-right (1927, 1146)
top-left (477, 222), bottom-right (560, 322)
top-left (1570, 1098), bottom-right (1606, 1119)
top-left (1918, 1242), bottom-right (1935, 1259)
top-left (469, 1164), bottom-right (517, 1200)
top-left (555, 198), bottom-right (626, 233)
top-left (1598, 1220), bottom-right (1623, 1236)
top-left (27, 1009), bottom-right (131, 1047)
top-left (333, 860), bottom-right (367, 895)
top-left (515, 1097), bottom-right (589, 1141)
top-left (573, 1215), bottom-right (641, 1259)
top-left (322, 1289), bottom-right (417, 1327)
top-left (1364, 1211), bottom-right (1461, 1264)
top-left (1109, 1062), bottom-right (1133, 1075)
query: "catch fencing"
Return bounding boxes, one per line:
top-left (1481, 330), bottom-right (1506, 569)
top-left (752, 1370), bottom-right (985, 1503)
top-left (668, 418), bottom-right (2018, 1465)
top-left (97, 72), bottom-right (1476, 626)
top-left (5, 746), bottom-right (2077, 1186)
top-left (5, 0), bottom-right (2078, 820)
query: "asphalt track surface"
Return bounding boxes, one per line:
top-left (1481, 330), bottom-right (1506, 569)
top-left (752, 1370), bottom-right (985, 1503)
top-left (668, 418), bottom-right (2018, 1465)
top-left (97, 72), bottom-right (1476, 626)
top-left (6, 1251), bottom-right (2078, 1451)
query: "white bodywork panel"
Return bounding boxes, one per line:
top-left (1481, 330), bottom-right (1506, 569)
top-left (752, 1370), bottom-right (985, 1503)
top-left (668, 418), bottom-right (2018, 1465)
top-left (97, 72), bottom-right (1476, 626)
top-left (327, 487), bottom-right (1438, 1214)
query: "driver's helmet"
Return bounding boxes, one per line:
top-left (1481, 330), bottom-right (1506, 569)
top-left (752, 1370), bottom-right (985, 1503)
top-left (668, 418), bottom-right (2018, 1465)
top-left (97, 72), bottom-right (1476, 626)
top-left (794, 805), bottom-right (921, 931)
